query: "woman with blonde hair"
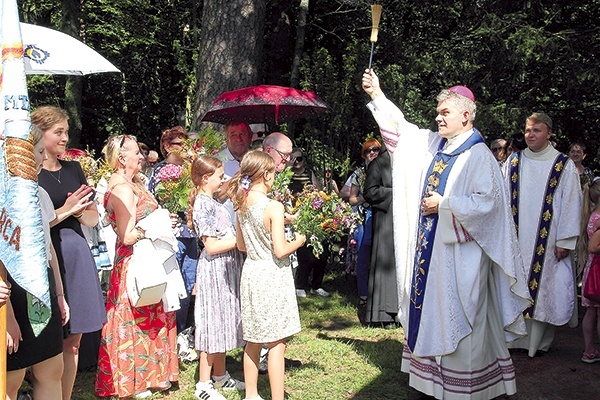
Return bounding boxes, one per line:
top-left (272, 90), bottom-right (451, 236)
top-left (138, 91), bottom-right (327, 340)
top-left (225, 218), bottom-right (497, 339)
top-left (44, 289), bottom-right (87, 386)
top-left (95, 134), bottom-right (179, 398)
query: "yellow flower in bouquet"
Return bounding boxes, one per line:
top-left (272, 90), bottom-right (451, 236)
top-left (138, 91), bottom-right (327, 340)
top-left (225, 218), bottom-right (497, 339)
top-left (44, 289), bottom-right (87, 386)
top-left (154, 162), bottom-right (192, 213)
top-left (291, 185), bottom-right (360, 257)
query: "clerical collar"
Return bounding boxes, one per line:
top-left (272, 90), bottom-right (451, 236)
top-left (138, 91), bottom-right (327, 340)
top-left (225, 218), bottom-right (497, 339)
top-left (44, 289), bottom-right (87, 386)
top-left (523, 143), bottom-right (557, 161)
top-left (443, 128), bottom-right (474, 153)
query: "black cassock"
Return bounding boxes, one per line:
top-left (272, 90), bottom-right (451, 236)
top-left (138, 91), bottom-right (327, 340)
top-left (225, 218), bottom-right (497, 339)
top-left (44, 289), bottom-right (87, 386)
top-left (363, 145), bottom-right (398, 324)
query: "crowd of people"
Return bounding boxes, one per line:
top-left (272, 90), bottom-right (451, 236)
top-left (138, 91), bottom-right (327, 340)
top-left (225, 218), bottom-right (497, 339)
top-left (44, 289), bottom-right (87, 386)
top-left (2, 70), bottom-right (599, 400)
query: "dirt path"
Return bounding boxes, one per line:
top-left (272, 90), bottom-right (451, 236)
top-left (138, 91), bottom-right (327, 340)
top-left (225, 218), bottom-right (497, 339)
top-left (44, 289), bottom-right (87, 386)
top-left (508, 311), bottom-right (600, 400)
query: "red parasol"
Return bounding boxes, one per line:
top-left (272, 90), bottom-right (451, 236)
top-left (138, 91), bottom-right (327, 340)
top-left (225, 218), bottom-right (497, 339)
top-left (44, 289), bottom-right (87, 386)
top-left (201, 85), bottom-right (327, 125)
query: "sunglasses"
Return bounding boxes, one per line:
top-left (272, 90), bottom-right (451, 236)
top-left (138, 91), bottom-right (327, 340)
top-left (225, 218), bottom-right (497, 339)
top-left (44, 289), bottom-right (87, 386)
top-left (294, 156), bottom-right (304, 162)
top-left (491, 147), bottom-right (502, 152)
top-left (119, 134), bottom-right (137, 148)
top-left (364, 147), bottom-right (380, 155)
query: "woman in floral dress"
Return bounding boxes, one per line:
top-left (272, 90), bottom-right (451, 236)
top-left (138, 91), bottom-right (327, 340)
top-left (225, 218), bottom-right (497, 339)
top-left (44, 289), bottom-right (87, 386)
top-left (95, 135), bottom-right (178, 398)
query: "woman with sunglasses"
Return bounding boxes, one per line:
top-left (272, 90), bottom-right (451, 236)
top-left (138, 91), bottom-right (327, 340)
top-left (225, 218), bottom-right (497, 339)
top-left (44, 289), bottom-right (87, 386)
top-left (33, 106), bottom-right (106, 400)
top-left (148, 126), bottom-right (199, 339)
top-left (95, 135), bottom-right (179, 397)
top-left (322, 167), bottom-right (340, 196)
top-left (343, 138), bottom-right (381, 311)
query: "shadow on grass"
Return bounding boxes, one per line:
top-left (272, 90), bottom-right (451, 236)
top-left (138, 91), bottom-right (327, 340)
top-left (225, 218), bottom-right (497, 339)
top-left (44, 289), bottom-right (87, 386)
top-left (296, 268), bottom-right (371, 331)
top-left (315, 332), bottom-right (422, 400)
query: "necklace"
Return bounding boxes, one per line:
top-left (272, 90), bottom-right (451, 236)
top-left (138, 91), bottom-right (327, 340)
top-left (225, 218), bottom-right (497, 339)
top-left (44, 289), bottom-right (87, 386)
top-left (46, 169), bottom-right (62, 184)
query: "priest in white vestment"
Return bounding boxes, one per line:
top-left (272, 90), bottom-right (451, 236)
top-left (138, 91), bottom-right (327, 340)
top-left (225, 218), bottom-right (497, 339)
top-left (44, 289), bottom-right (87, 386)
top-left (503, 112), bottom-right (582, 358)
top-left (362, 69), bottom-right (532, 400)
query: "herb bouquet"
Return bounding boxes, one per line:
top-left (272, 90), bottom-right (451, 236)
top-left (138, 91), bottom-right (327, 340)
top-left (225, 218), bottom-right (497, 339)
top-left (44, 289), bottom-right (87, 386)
top-left (291, 185), bottom-right (360, 257)
top-left (154, 163), bottom-right (192, 214)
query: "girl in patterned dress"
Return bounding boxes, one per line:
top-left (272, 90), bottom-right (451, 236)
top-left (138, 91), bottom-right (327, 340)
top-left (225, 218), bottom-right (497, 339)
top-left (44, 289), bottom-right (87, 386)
top-left (188, 155), bottom-right (245, 399)
top-left (227, 150), bottom-right (306, 400)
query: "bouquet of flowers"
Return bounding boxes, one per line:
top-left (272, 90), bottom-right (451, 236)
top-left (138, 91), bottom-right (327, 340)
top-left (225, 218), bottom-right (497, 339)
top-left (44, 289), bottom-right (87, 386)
top-left (154, 163), bottom-right (192, 214)
top-left (291, 185), bottom-right (360, 257)
top-left (269, 167), bottom-right (294, 209)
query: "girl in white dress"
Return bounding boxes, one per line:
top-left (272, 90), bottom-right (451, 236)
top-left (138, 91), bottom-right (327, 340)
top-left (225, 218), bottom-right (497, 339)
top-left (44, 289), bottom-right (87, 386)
top-left (228, 150), bottom-right (306, 400)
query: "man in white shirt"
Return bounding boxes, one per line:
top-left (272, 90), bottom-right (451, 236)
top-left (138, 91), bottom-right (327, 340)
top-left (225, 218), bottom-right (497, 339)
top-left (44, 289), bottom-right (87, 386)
top-left (216, 122), bottom-right (253, 222)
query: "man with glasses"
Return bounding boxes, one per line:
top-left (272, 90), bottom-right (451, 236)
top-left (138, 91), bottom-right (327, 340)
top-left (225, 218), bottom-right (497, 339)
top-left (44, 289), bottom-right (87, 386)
top-left (263, 132), bottom-right (293, 173)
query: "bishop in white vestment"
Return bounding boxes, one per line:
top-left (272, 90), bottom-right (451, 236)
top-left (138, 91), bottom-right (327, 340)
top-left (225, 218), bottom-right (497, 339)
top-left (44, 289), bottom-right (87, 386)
top-left (362, 70), bottom-right (532, 400)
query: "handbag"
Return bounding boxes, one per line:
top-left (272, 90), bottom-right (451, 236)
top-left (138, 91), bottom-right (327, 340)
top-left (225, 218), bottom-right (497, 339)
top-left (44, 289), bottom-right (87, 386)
top-left (126, 238), bottom-right (169, 307)
top-left (583, 255), bottom-right (600, 304)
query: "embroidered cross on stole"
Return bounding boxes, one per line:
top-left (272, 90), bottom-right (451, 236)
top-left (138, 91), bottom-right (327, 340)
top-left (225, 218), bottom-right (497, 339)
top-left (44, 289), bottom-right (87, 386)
top-left (508, 151), bottom-right (569, 318)
top-left (407, 129), bottom-right (484, 352)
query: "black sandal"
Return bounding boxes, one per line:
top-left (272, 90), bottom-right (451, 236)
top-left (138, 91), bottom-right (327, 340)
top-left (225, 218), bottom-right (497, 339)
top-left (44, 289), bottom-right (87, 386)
top-left (358, 297), bottom-right (367, 307)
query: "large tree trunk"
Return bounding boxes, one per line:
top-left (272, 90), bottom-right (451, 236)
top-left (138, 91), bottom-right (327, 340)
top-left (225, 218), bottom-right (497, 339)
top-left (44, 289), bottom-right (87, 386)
top-left (192, 0), bottom-right (266, 130)
top-left (61, 0), bottom-right (83, 148)
top-left (288, 0), bottom-right (309, 141)
top-left (290, 0), bottom-right (308, 89)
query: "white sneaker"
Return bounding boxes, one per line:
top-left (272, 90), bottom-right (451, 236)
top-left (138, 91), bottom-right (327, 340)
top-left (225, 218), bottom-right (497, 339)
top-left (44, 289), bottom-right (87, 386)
top-left (195, 381), bottom-right (226, 400)
top-left (213, 372), bottom-right (245, 391)
top-left (296, 289), bottom-right (307, 298)
top-left (134, 389), bottom-right (153, 399)
top-left (311, 288), bottom-right (330, 297)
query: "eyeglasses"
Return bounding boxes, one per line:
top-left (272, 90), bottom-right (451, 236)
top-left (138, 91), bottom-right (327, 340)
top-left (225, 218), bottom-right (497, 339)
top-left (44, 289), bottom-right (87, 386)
top-left (364, 147), bottom-right (380, 155)
top-left (325, 170), bottom-right (332, 174)
top-left (272, 148), bottom-right (292, 161)
top-left (294, 156), bottom-right (304, 163)
top-left (491, 147), bottom-right (502, 152)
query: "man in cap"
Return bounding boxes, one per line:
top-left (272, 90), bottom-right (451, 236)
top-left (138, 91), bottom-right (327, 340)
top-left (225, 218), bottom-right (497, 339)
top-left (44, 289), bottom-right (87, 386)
top-left (362, 69), bottom-right (531, 399)
top-left (504, 112), bottom-right (581, 358)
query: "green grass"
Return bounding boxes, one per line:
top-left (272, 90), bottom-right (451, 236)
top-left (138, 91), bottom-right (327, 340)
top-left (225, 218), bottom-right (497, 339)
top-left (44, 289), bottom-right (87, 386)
top-left (70, 270), bottom-right (411, 399)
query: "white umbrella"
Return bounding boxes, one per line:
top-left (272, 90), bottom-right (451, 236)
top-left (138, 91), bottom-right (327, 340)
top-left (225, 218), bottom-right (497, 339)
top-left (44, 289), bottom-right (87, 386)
top-left (20, 22), bottom-right (120, 75)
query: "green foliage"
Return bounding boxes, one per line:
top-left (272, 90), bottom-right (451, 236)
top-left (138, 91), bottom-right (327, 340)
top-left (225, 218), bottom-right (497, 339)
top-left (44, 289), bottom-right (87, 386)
top-left (18, 0), bottom-right (600, 173)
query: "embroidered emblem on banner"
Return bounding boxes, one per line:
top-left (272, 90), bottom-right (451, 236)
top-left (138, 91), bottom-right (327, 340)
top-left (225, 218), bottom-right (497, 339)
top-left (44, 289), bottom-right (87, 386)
top-left (509, 152), bottom-right (569, 318)
top-left (407, 130), bottom-right (484, 352)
